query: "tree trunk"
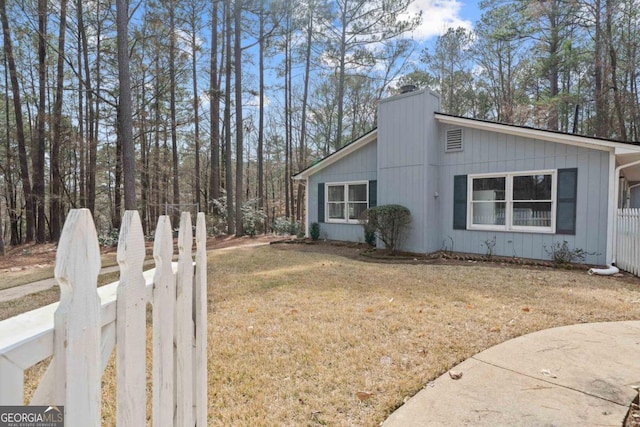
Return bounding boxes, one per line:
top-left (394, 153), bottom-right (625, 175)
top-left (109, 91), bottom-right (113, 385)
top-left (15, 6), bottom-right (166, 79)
top-left (153, 52), bottom-right (161, 224)
top-left (191, 15), bottom-right (201, 211)
top-left (3, 54), bottom-right (19, 246)
top-left (287, 41), bottom-right (294, 219)
top-left (77, 21), bottom-right (86, 208)
top-left (140, 57), bottom-right (149, 235)
top-left (606, 0), bottom-right (627, 140)
top-left (224, 0), bottom-right (234, 234)
top-left (257, 3), bottom-right (264, 211)
top-left (34, 0), bottom-right (47, 242)
top-left (335, 0), bottom-right (348, 149)
top-left (77, 0), bottom-right (97, 214)
top-left (284, 13), bottom-right (290, 219)
top-left (234, 0), bottom-right (244, 236)
top-left (50, 0), bottom-right (68, 241)
top-left (209, 1), bottom-right (221, 210)
top-left (593, 0), bottom-right (607, 137)
top-left (116, 0), bottom-right (136, 210)
top-left (113, 108), bottom-right (122, 229)
top-left (169, 1), bottom-right (180, 224)
top-left (296, 6), bottom-right (314, 221)
top-left (0, 0), bottom-right (34, 242)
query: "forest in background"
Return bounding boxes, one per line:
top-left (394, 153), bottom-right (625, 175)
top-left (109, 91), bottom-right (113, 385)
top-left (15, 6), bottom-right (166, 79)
top-left (0, 0), bottom-right (639, 252)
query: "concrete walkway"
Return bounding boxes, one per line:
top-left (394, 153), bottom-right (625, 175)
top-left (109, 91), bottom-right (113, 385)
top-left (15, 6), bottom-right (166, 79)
top-left (384, 321), bottom-right (640, 427)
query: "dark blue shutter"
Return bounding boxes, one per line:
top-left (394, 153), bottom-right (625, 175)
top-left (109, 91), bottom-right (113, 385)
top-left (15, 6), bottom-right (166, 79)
top-left (317, 183), bottom-right (325, 223)
top-left (369, 180), bottom-right (377, 208)
top-left (556, 168), bottom-right (577, 235)
top-left (453, 175), bottom-right (467, 230)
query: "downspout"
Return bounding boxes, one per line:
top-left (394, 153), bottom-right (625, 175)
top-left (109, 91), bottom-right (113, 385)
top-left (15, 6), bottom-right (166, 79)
top-left (591, 158), bottom-right (640, 275)
top-left (303, 177), bottom-right (309, 238)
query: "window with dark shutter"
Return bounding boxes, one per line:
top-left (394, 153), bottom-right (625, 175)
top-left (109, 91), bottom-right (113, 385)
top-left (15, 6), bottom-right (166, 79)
top-left (453, 175), bottom-right (467, 229)
top-left (556, 168), bottom-right (577, 235)
top-left (369, 180), bottom-right (377, 208)
top-left (317, 183), bottom-right (325, 223)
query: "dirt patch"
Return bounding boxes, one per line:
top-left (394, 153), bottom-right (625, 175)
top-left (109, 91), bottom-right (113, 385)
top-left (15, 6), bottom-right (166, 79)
top-left (278, 239), bottom-right (639, 280)
top-left (0, 243), bottom-right (59, 271)
top-left (0, 234), bottom-right (288, 272)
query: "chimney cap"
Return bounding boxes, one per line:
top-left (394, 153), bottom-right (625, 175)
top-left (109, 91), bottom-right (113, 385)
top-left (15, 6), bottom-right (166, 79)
top-left (399, 84), bottom-right (417, 94)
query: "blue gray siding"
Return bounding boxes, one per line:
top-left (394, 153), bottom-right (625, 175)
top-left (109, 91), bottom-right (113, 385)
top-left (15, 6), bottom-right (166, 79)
top-left (308, 140), bottom-right (377, 242)
top-left (377, 90), bottom-right (441, 253)
top-left (438, 125), bottom-right (610, 265)
top-left (306, 89), bottom-right (613, 264)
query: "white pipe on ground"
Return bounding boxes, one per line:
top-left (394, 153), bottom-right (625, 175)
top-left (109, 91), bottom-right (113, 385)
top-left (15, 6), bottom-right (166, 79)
top-left (588, 264), bottom-right (619, 276)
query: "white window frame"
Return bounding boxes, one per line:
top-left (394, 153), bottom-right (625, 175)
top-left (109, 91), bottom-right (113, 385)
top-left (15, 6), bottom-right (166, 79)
top-left (467, 170), bottom-right (557, 234)
top-left (325, 181), bottom-right (369, 224)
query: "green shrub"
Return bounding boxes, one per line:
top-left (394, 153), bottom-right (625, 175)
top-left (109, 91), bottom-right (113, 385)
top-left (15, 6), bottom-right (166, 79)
top-left (360, 204), bottom-right (411, 253)
top-left (272, 217), bottom-right (301, 236)
top-left (98, 228), bottom-right (119, 247)
top-left (364, 225), bottom-right (376, 246)
top-left (241, 199), bottom-right (266, 237)
top-left (310, 222), bottom-right (320, 241)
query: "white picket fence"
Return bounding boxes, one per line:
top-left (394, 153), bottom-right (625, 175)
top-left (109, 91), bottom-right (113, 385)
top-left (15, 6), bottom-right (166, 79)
top-left (616, 208), bottom-right (640, 276)
top-left (473, 210), bottom-right (551, 227)
top-left (0, 209), bottom-right (208, 426)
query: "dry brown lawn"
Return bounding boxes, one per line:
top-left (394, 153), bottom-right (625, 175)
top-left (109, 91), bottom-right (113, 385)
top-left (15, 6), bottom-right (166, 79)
top-left (204, 244), bottom-right (640, 426)
top-left (9, 242), bottom-right (640, 425)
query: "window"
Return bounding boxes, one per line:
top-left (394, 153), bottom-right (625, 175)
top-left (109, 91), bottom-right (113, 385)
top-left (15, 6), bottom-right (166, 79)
top-left (468, 171), bottom-right (556, 233)
top-left (326, 182), bottom-right (368, 223)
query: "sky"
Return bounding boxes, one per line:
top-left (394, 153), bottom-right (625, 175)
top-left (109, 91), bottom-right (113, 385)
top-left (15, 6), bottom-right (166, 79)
top-left (408, 0), bottom-right (481, 41)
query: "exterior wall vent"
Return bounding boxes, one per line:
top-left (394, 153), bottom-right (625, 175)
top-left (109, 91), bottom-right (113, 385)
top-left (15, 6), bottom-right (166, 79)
top-left (445, 128), bottom-right (463, 152)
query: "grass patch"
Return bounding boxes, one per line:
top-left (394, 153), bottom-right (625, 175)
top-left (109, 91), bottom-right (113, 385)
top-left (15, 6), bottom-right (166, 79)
top-left (11, 244), bottom-right (640, 425)
top-left (204, 245), bottom-right (640, 425)
top-left (0, 267), bottom-right (56, 291)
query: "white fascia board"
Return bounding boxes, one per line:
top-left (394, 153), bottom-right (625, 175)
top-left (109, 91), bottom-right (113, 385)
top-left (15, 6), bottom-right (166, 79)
top-left (615, 146), bottom-right (640, 155)
top-left (292, 130), bottom-right (378, 180)
top-left (435, 114), bottom-right (640, 153)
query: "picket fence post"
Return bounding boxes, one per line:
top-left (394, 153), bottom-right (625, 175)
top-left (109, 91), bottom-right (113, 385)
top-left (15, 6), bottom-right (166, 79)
top-left (116, 211), bottom-right (147, 426)
top-left (194, 212), bottom-right (208, 425)
top-left (53, 209), bottom-right (102, 426)
top-left (176, 212), bottom-right (194, 426)
top-left (0, 208), bottom-right (209, 426)
top-left (152, 215), bottom-right (176, 426)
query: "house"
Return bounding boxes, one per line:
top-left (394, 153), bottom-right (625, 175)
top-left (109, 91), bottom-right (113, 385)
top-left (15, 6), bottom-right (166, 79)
top-left (293, 88), bottom-right (640, 266)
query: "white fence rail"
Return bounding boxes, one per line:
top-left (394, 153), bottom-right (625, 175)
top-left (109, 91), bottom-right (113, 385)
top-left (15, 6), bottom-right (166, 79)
top-left (616, 208), bottom-right (640, 276)
top-left (0, 209), bottom-right (208, 426)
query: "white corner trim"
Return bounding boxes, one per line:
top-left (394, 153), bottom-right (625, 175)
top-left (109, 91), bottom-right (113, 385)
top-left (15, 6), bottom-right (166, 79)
top-left (607, 151), bottom-right (616, 264)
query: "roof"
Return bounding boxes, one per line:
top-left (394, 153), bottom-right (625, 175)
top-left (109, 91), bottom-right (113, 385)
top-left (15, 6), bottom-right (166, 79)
top-left (292, 128), bottom-right (377, 180)
top-left (435, 113), bottom-right (640, 153)
top-left (293, 113), bottom-right (640, 181)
